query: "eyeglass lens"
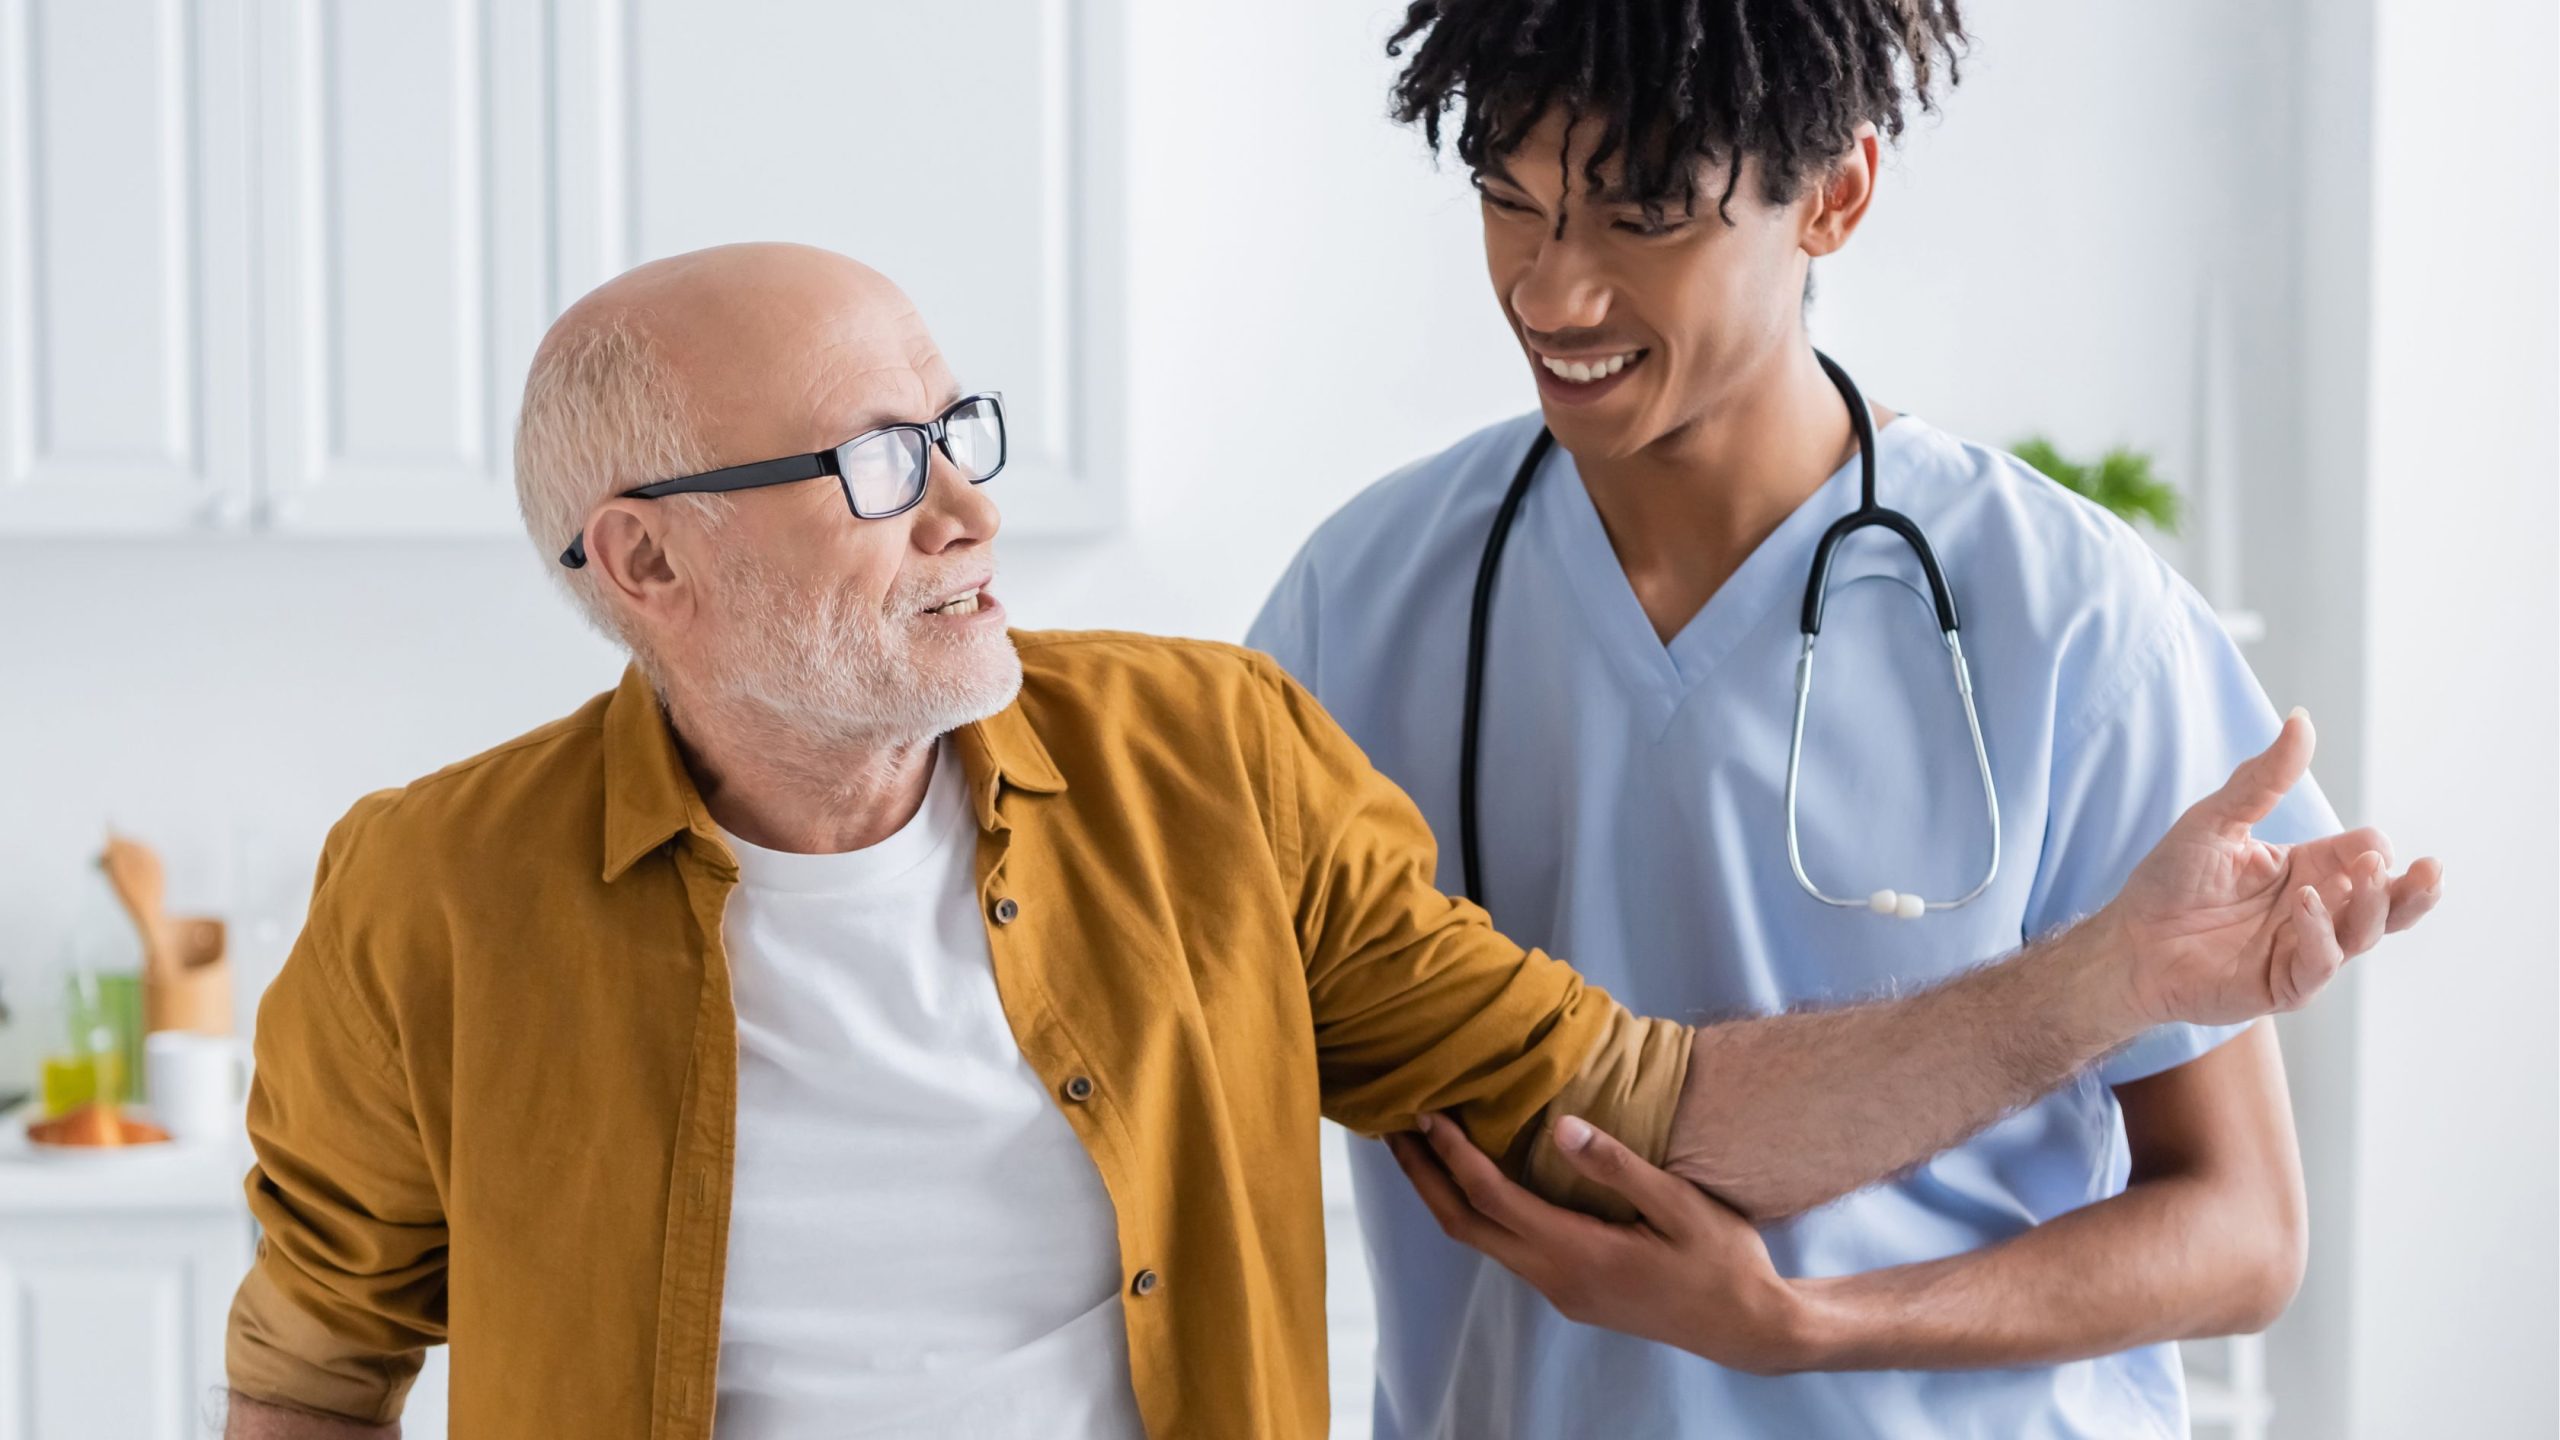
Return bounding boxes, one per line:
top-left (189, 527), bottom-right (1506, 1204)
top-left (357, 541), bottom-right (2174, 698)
top-left (837, 395), bottom-right (1005, 518)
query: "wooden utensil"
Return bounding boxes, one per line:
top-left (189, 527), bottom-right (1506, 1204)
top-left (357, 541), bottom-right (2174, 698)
top-left (150, 916), bottom-right (232, 1035)
top-left (98, 833), bottom-right (234, 1035)
top-left (99, 833), bottom-right (175, 975)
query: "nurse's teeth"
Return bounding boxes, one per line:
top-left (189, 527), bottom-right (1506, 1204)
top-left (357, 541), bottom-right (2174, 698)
top-left (1540, 351), bottom-right (1641, 383)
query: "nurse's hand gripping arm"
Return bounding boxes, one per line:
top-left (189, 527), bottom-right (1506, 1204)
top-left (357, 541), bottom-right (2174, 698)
top-left (1653, 709), bottom-right (2438, 1223)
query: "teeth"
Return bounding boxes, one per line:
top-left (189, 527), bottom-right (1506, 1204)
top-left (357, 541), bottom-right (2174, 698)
top-left (930, 591), bottom-right (981, 616)
top-left (1540, 351), bottom-right (1641, 384)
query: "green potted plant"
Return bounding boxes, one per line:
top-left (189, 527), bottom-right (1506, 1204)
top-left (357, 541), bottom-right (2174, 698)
top-left (2010, 436), bottom-right (2181, 535)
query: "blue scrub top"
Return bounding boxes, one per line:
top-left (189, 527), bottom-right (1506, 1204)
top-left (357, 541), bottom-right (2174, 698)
top-left (1248, 410), bottom-right (2338, 1440)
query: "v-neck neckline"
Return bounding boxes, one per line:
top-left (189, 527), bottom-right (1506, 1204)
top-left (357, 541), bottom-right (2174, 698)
top-left (1532, 417), bottom-right (1916, 723)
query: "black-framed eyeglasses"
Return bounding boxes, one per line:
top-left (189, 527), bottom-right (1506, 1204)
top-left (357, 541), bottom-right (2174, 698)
top-left (558, 391), bottom-right (1007, 569)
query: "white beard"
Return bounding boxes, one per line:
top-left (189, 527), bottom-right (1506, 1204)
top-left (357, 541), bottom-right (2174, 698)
top-left (698, 547), bottom-right (1022, 752)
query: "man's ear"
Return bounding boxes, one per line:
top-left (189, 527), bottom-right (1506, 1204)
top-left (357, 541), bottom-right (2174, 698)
top-left (586, 500), bottom-right (688, 623)
top-left (1801, 123), bottom-right (1881, 259)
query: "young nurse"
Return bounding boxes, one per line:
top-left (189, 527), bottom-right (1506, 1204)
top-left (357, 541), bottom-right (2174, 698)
top-left (1248, 2), bottom-right (2420, 1435)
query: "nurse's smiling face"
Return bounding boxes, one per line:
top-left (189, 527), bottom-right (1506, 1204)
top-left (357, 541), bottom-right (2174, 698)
top-left (1476, 109), bottom-right (1878, 462)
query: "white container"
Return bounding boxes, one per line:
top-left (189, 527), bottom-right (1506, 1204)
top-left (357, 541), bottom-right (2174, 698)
top-left (144, 1031), bottom-right (248, 1144)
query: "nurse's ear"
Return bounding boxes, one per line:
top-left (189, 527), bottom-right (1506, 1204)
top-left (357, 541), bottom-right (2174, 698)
top-left (1800, 123), bottom-right (1881, 260)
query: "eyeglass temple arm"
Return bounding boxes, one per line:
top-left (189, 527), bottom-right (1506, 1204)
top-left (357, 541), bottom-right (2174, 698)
top-left (555, 454), bottom-right (837, 569)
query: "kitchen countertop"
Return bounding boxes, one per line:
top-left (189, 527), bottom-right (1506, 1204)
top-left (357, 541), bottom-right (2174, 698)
top-left (0, 1100), bottom-right (253, 1215)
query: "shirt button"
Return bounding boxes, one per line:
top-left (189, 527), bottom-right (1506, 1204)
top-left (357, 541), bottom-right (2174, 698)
top-left (990, 896), bottom-right (1020, 925)
top-left (1063, 1075), bottom-right (1095, 1102)
top-left (1131, 1268), bottom-right (1161, 1298)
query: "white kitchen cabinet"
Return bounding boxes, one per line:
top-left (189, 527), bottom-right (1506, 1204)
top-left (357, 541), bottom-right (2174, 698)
top-left (0, 1112), bottom-right (256, 1440)
top-left (253, 0), bottom-right (555, 535)
top-left (0, 0), bottom-right (257, 533)
top-left (0, 0), bottom-right (1124, 538)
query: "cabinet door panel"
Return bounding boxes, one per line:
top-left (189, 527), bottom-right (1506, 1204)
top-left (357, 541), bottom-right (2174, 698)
top-left (0, 0), bottom-right (253, 532)
top-left (0, 1215), bottom-right (251, 1440)
top-left (259, 0), bottom-right (551, 533)
top-left (596, 0), bottom-right (1124, 535)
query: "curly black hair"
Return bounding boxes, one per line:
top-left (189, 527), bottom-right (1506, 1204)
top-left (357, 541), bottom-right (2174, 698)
top-left (1387, 0), bottom-right (1968, 227)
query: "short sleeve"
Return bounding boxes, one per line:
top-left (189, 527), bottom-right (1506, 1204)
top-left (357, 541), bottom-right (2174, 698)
top-left (1245, 540), bottom-right (1322, 690)
top-left (2025, 582), bottom-right (2344, 1087)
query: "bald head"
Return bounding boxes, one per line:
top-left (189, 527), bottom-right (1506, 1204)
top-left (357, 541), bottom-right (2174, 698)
top-left (515, 243), bottom-right (970, 624)
top-left (512, 242), bottom-right (1012, 751)
top-left (545, 243), bottom-right (954, 474)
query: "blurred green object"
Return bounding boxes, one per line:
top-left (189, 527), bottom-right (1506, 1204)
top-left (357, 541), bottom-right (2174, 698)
top-left (43, 969), bottom-right (143, 1112)
top-left (2010, 436), bottom-right (2182, 536)
top-left (97, 972), bottom-right (143, 1102)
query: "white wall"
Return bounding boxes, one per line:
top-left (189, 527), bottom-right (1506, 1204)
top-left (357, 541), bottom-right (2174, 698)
top-left (2341, 0), bottom-right (2560, 1432)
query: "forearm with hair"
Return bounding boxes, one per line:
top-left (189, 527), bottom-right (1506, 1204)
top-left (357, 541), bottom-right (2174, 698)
top-left (223, 1391), bottom-right (398, 1440)
top-left (1663, 912), bottom-right (2142, 1220)
top-left (1786, 1031), bottom-right (2307, 1369)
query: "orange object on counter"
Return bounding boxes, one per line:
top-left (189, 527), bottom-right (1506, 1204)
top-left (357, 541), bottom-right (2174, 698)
top-left (27, 1102), bottom-right (171, 1148)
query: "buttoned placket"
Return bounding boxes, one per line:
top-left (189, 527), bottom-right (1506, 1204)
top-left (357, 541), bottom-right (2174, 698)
top-left (645, 835), bottom-right (743, 1440)
top-left (970, 777), bottom-right (1170, 1430)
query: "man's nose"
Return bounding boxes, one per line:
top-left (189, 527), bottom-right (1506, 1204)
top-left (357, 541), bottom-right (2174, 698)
top-left (1509, 238), bottom-right (1612, 336)
top-left (908, 446), bottom-right (1000, 553)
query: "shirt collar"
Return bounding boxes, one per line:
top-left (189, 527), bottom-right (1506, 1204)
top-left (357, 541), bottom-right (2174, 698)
top-left (599, 663), bottom-right (1069, 880)
top-left (600, 664), bottom-right (720, 883)
top-left (951, 687), bottom-right (1069, 830)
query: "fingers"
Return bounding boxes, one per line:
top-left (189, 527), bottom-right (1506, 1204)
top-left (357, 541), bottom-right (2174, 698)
top-left (2280, 881), bottom-right (2347, 1009)
top-left (2341, 826), bottom-right (2396, 870)
top-left (1385, 1130), bottom-right (1530, 1264)
top-left (1416, 1112), bottom-right (1574, 1239)
top-left (2385, 857), bottom-right (2445, 934)
top-left (2333, 851), bottom-right (2392, 958)
top-left (1550, 1115), bottom-right (1707, 1239)
top-left (2202, 709), bottom-right (2316, 838)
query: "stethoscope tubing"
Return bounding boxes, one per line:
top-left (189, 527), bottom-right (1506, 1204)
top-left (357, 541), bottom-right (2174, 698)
top-left (1457, 349), bottom-right (2001, 918)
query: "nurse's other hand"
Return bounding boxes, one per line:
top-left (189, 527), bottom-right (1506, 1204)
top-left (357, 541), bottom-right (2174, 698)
top-left (2104, 708), bottom-right (2445, 1028)
top-left (1386, 1113), bottom-right (1829, 1376)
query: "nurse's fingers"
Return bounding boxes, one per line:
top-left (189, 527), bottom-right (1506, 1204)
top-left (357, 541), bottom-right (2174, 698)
top-left (2385, 857), bottom-right (2445, 934)
top-left (2279, 882), bottom-right (2349, 1010)
top-left (1387, 1131), bottom-right (1536, 1267)
top-left (1551, 1116), bottom-right (1708, 1241)
top-left (2202, 710), bottom-right (2317, 838)
top-left (1416, 1113), bottom-right (1599, 1250)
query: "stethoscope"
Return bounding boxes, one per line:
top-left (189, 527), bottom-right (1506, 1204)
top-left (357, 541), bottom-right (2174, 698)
top-left (1458, 349), bottom-right (2001, 921)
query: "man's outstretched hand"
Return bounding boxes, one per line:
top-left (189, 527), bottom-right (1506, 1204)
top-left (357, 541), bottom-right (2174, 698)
top-left (2103, 709), bottom-right (2442, 1028)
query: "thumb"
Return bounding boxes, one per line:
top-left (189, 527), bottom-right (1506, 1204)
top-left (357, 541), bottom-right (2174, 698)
top-left (1552, 1115), bottom-right (1701, 1235)
top-left (2199, 708), bottom-right (2316, 838)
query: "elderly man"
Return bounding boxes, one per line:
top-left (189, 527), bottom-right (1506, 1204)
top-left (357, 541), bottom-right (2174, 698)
top-left (220, 243), bottom-right (2434, 1440)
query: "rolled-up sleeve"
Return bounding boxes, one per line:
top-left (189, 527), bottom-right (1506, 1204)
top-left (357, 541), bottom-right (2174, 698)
top-left (227, 871), bottom-right (446, 1424)
top-left (1257, 655), bottom-right (1691, 1221)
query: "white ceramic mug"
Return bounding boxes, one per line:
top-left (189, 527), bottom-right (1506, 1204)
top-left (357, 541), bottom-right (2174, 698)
top-left (145, 1031), bottom-right (248, 1144)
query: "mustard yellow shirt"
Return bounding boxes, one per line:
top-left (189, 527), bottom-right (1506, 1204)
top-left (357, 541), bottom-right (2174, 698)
top-left (227, 631), bottom-right (1692, 1438)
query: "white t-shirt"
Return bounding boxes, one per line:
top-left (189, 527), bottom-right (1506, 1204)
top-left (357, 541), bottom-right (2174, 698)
top-left (713, 741), bottom-right (1144, 1439)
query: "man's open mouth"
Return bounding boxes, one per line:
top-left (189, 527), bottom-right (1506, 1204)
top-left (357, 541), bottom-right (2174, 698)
top-left (923, 587), bottom-right (986, 617)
